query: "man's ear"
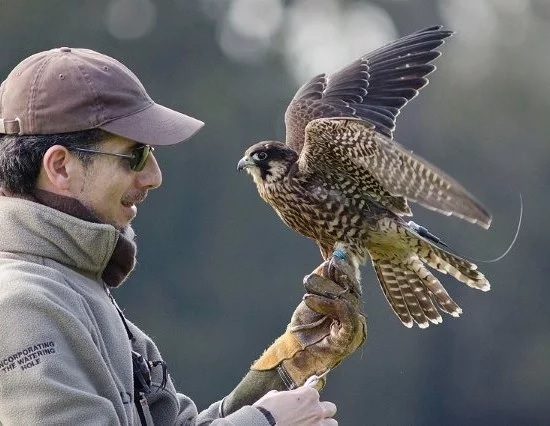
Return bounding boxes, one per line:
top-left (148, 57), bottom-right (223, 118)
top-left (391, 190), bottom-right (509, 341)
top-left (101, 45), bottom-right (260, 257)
top-left (38, 145), bottom-right (80, 192)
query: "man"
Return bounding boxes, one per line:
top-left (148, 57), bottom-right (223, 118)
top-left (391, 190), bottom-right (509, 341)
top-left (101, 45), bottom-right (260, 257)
top-left (0, 48), bottom-right (365, 424)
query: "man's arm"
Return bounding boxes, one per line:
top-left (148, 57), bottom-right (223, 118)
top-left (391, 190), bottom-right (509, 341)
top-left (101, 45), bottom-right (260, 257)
top-left (219, 255), bottom-right (366, 423)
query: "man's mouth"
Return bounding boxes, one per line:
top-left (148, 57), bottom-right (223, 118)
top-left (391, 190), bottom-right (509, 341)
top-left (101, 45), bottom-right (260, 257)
top-left (121, 193), bottom-right (147, 208)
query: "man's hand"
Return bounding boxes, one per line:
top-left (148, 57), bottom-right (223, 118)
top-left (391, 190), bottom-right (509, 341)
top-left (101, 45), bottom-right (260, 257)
top-left (222, 256), bottom-right (366, 416)
top-left (254, 387), bottom-right (337, 426)
top-left (251, 255), bottom-right (366, 389)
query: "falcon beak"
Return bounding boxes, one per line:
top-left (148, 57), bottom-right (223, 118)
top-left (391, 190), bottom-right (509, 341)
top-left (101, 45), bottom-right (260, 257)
top-left (237, 156), bottom-right (254, 171)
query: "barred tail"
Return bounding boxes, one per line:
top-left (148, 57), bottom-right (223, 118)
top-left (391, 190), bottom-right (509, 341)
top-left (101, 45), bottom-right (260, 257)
top-left (368, 220), bottom-right (489, 328)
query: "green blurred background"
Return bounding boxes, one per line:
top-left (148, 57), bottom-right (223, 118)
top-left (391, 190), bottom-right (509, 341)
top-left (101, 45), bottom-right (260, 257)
top-left (1, 0), bottom-right (548, 424)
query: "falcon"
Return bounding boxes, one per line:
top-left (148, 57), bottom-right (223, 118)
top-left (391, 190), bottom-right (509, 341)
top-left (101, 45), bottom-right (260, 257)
top-left (237, 26), bottom-right (492, 328)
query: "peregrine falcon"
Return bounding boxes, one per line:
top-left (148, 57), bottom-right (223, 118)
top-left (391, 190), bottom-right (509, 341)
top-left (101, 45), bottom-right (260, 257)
top-left (237, 27), bottom-right (491, 328)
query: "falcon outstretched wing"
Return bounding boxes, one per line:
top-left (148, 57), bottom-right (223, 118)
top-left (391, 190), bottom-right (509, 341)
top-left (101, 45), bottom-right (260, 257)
top-left (298, 117), bottom-right (492, 228)
top-left (285, 26), bottom-right (453, 153)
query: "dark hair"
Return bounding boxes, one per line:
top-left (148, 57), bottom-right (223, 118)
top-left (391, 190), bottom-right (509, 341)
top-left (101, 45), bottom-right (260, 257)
top-left (0, 128), bottom-right (109, 195)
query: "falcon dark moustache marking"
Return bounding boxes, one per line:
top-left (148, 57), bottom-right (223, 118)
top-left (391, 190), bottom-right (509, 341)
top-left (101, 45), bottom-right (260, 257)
top-left (238, 26), bottom-right (492, 329)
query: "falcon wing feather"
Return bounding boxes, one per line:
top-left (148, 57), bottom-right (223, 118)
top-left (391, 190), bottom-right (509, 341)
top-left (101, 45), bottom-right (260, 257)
top-left (298, 118), bottom-right (492, 228)
top-left (285, 26), bottom-right (453, 153)
top-left (298, 119), bottom-right (413, 216)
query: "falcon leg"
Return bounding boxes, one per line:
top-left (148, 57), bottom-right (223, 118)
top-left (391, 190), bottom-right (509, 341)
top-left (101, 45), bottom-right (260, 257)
top-left (317, 243), bottom-right (362, 294)
top-left (332, 242), bottom-right (350, 261)
top-left (333, 249), bottom-right (347, 260)
top-left (330, 244), bottom-right (362, 293)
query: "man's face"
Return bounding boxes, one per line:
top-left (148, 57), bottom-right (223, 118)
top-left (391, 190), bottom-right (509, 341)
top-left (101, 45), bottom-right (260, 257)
top-left (70, 135), bottom-right (162, 229)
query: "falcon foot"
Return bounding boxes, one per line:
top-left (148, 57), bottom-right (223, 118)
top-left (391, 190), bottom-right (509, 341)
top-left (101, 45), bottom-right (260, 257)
top-left (325, 250), bottom-right (362, 297)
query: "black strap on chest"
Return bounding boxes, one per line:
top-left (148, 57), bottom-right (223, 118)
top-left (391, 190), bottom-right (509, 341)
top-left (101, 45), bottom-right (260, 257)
top-left (104, 285), bottom-right (167, 425)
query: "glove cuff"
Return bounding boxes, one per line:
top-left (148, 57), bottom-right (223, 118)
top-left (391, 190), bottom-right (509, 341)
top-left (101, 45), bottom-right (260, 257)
top-left (221, 368), bottom-right (292, 416)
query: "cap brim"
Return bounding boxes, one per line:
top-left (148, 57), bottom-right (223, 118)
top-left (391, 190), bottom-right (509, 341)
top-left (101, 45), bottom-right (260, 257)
top-left (100, 102), bottom-right (204, 146)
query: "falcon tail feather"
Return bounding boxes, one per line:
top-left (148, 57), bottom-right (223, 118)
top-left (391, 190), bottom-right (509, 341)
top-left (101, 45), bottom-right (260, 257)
top-left (369, 222), bottom-right (489, 328)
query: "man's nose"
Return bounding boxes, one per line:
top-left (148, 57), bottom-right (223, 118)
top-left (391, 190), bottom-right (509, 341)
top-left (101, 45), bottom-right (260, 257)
top-left (136, 153), bottom-right (162, 189)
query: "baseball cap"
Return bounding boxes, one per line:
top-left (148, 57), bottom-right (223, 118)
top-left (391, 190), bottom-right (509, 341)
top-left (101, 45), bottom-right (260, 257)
top-left (0, 47), bottom-right (204, 145)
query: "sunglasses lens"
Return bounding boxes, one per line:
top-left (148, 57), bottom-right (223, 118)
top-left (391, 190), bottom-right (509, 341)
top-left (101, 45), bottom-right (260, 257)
top-left (131, 145), bottom-right (152, 171)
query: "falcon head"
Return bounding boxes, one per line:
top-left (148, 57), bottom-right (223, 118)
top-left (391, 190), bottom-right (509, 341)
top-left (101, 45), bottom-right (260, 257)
top-left (237, 141), bottom-right (298, 184)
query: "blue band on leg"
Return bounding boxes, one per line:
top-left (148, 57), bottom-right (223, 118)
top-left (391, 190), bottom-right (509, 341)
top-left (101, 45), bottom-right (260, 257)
top-left (332, 249), bottom-right (347, 260)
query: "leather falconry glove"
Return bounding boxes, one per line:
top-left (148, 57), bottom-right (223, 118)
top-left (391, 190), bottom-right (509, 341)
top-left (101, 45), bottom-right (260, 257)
top-left (221, 255), bottom-right (367, 415)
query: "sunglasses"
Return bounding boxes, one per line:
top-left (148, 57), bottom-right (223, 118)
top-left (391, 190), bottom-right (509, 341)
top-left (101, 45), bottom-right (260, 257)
top-left (70, 144), bottom-right (154, 172)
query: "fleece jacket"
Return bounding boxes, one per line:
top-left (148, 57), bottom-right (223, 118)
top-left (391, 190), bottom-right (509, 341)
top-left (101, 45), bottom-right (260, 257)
top-left (0, 196), bottom-right (269, 425)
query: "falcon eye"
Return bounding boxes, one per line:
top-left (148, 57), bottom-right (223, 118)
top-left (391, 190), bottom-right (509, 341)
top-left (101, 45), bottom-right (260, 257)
top-left (252, 151), bottom-right (268, 161)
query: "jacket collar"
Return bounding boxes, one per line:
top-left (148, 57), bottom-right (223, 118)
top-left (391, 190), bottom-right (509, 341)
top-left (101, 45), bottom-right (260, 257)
top-left (0, 193), bottom-right (136, 287)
